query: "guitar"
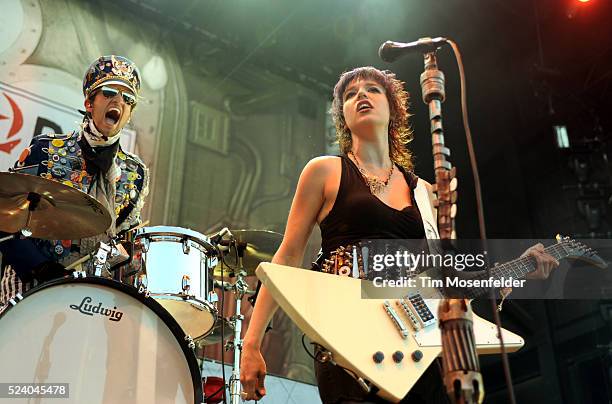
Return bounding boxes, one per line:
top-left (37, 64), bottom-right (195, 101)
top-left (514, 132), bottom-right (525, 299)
top-left (255, 237), bottom-right (607, 402)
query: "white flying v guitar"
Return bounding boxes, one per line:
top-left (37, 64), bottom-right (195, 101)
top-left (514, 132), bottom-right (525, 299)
top-left (255, 237), bottom-right (607, 402)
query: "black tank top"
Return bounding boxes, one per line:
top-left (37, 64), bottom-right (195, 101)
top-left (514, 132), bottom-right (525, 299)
top-left (315, 156), bottom-right (447, 403)
top-left (319, 154), bottom-right (426, 258)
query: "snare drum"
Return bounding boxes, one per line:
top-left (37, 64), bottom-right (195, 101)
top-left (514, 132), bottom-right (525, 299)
top-left (127, 226), bottom-right (219, 340)
top-left (0, 277), bottom-right (202, 404)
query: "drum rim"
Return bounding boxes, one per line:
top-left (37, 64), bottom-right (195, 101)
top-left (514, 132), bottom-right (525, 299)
top-left (151, 293), bottom-right (217, 339)
top-left (0, 276), bottom-right (204, 404)
top-left (134, 225), bottom-right (217, 250)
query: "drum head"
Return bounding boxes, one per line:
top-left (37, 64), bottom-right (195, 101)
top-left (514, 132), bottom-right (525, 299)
top-left (0, 277), bottom-right (202, 404)
top-left (155, 295), bottom-right (216, 339)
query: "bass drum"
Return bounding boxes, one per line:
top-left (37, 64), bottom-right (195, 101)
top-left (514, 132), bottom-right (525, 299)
top-left (0, 277), bottom-right (202, 404)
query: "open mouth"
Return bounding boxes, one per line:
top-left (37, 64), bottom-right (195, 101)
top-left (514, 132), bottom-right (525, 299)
top-left (357, 101), bottom-right (373, 112)
top-left (105, 108), bottom-right (121, 125)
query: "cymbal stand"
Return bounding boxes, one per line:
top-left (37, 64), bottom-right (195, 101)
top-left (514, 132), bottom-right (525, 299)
top-left (0, 192), bottom-right (41, 245)
top-left (225, 241), bottom-right (250, 404)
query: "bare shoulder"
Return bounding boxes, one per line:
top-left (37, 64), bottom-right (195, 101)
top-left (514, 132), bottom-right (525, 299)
top-left (300, 155), bottom-right (340, 180)
top-left (304, 155), bottom-right (340, 171)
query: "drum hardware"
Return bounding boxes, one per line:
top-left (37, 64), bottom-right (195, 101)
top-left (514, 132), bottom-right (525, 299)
top-left (182, 274), bottom-right (192, 293)
top-left (137, 284), bottom-right (151, 298)
top-left (0, 276), bottom-right (204, 403)
top-left (92, 241), bottom-right (111, 276)
top-left (185, 334), bottom-right (197, 350)
top-left (125, 226), bottom-right (220, 340)
top-left (200, 228), bottom-right (282, 404)
top-left (211, 229), bottom-right (282, 279)
top-left (64, 240), bottom-right (126, 277)
top-left (225, 241), bottom-right (257, 404)
top-left (0, 172), bottom-right (112, 240)
top-left (7, 293), bottom-right (24, 306)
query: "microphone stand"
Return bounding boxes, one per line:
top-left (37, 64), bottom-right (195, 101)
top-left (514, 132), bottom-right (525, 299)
top-left (419, 50), bottom-right (483, 404)
top-left (419, 51), bottom-right (456, 241)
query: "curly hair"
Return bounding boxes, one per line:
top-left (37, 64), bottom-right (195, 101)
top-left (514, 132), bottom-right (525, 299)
top-left (330, 66), bottom-right (414, 171)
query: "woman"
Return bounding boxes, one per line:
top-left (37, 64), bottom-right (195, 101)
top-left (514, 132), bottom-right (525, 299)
top-left (240, 66), bottom-right (558, 403)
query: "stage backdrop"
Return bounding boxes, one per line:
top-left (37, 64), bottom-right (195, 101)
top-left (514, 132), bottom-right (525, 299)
top-left (0, 0), bottom-right (328, 385)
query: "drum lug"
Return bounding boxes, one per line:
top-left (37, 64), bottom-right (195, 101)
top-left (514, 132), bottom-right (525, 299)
top-left (137, 284), bottom-right (151, 298)
top-left (181, 275), bottom-right (191, 293)
top-left (184, 334), bottom-right (196, 350)
top-left (182, 238), bottom-right (190, 254)
top-left (93, 242), bottom-right (111, 277)
top-left (224, 339), bottom-right (242, 352)
top-left (136, 274), bottom-right (148, 289)
top-left (141, 237), bottom-right (150, 253)
top-left (72, 270), bottom-right (87, 278)
top-left (8, 293), bottom-right (24, 306)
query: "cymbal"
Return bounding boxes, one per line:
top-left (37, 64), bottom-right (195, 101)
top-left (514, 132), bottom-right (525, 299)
top-left (212, 229), bottom-right (282, 277)
top-left (0, 172), bottom-right (111, 240)
top-left (194, 317), bottom-right (235, 350)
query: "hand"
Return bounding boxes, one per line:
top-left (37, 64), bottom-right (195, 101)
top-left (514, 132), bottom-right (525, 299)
top-left (522, 243), bottom-right (560, 280)
top-left (240, 346), bottom-right (267, 401)
top-left (31, 261), bottom-right (71, 282)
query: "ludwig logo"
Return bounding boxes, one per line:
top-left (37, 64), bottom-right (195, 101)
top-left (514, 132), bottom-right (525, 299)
top-left (0, 92), bottom-right (23, 154)
top-left (69, 296), bottom-right (124, 322)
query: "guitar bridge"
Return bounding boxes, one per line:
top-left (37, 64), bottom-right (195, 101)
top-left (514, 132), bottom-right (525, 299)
top-left (399, 294), bottom-right (435, 331)
top-left (383, 300), bottom-right (409, 339)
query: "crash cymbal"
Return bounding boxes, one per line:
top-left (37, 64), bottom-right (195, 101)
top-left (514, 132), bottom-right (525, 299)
top-left (212, 229), bottom-right (282, 277)
top-left (0, 172), bottom-right (111, 240)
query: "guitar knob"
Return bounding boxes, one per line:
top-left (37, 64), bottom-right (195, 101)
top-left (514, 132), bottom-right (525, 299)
top-left (392, 351), bottom-right (404, 363)
top-left (372, 351), bottom-right (385, 364)
top-left (411, 350), bottom-right (423, 362)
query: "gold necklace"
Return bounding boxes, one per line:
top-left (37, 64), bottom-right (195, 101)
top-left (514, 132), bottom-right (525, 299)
top-left (348, 151), bottom-right (394, 195)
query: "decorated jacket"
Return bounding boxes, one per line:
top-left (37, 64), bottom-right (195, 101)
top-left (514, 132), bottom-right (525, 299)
top-left (13, 130), bottom-right (149, 262)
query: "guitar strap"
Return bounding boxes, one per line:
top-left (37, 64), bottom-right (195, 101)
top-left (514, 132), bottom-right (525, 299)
top-left (413, 178), bottom-right (443, 255)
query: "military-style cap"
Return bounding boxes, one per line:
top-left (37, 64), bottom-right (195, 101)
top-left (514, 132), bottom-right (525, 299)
top-left (83, 55), bottom-right (141, 98)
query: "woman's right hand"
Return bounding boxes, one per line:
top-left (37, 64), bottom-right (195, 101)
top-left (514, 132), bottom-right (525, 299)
top-left (240, 345), bottom-right (267, 401)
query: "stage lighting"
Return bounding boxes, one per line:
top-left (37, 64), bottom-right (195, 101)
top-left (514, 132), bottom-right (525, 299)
top-left (554, 125), bottom-right (570, 149)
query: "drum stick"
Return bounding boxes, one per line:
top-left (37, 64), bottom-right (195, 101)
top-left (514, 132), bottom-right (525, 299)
top-left (65, 251), bottom-right (94, 270)
top-left (132, 220), bottom-right (150, 231)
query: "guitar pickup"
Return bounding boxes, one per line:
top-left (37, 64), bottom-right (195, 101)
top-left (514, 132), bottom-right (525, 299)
top-left (399, 294), bottom-right (436, 330)
top-left (383, 300), bottom-right (409, 339)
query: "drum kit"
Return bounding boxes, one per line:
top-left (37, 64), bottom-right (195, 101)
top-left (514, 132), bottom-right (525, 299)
top-left (0, 172), bottom-right (282, 404)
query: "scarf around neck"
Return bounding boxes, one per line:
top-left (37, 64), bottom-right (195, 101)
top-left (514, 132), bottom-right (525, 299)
top-left (77, 116), bottom-right (121, 236)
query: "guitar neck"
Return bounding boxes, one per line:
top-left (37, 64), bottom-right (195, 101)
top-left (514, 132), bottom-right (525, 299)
top-left (467, 243), bottom-right (567, 298)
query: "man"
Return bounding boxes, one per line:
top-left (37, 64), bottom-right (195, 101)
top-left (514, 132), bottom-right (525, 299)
top-left (0, 55), bottom-right (149, 307)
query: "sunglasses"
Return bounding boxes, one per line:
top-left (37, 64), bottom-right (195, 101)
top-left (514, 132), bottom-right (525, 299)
top-left (99, 86), bottom-right (137, 106)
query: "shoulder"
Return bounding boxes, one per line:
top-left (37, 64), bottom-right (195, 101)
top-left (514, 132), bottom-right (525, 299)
top-left (294, 156), bottom-right (341, 196)
top-left (118, 148), bottom-right (147, 170)
top-left (15, 132), bottom-right (76, 168)
top-left (30, 132), bottom-right (76, 144)
top-left (302, 155), bottom-right (340, 176)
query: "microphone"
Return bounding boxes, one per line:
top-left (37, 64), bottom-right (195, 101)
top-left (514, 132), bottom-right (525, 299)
top-left (378, 37), bottom-right (447, 63)
top-left (438, 298), bottom-right (484, 404)
top-left (210, 227), bottom-right (233, 245)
